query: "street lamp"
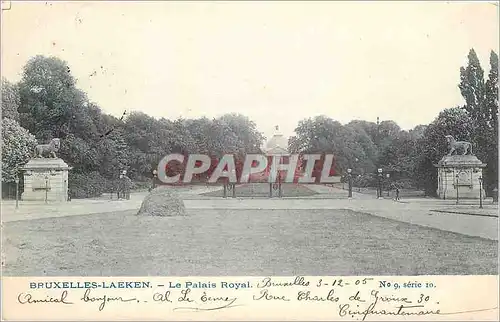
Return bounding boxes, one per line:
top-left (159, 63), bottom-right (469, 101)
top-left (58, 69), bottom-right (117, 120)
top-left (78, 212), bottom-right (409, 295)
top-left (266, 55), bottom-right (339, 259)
top-left (278, 171), bottom-right (283, 198)
top-left (231, 169), bottom-right (236, 198)
top-left (478, 176), bottom-right (483, 209)
top-left (377, 168), bottom-right (383, 199)
top-left (152, 169), bottom-right (158, 190)
top-left (118, 171), bottom-right (124, 199)
top-left (44, 175), bottom-right (49, 204)
top-left (386, 173), bottom-right (390, 197)
top-left (347, 168), bottom-right (352, 199)
top-left (353, 158), bottom-right (359, 191)
top-left (15, 174), bottom-right (20, 209)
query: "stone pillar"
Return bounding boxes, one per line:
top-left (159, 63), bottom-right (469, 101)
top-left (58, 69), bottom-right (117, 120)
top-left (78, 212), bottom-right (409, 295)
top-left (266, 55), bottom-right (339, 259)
top-left (435, 155), bottom-right (486, 200)
top-left (21, 158), bottom-right (72, 202)
top-left (266, 152), bottom-right (289, 183)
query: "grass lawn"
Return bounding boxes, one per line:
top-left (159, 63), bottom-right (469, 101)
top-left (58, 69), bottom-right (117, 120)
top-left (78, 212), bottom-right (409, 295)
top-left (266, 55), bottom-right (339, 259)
top-left (2, 209), bottom-right (497, 276)
top-left (202, 183), bottom-right (318, 198)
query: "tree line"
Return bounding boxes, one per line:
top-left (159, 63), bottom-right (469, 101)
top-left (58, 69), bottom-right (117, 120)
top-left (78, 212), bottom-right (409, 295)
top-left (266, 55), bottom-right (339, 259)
top-left (1, 49), bottom-right (498, 198)
top-left (289, 49), bottom-right (498, 195)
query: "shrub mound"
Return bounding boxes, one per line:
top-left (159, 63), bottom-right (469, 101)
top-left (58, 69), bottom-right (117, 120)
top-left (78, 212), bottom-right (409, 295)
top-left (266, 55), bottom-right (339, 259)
top-left (137, 186), bottom-right (187, 217)
top-left (69, 171), bottom-right (110, 199)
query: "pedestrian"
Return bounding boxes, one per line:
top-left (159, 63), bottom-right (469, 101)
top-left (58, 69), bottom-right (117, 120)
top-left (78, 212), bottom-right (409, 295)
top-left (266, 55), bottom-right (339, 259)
top-left (124, 175), bottom-right (132, 200)
top-left (117, 174), bottom-right (124, 199)
top-left (395, 187), bottom-right (400, 201)
top-left (492, 187), bottom-right (498, 204)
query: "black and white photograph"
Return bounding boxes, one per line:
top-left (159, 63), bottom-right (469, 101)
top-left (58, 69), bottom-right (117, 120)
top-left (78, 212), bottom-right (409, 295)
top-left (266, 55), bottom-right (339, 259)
top-left (1, 1), bottom-right (498, 279)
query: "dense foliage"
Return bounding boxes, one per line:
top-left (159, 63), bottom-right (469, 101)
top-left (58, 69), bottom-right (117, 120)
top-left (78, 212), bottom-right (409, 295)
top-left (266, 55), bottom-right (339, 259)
top-left (1, 118), bottom-right (37, 182)
top-left (1, 55), bottom-right (267, 197)
top-left (289, 49), bottom-right (498, 195)
top-left (1, 49), bottom-right (498, 198)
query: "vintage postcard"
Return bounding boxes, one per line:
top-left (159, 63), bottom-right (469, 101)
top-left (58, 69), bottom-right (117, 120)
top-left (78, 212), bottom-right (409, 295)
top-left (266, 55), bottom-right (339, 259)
top-left (1, 1), bottom-right (499, 321)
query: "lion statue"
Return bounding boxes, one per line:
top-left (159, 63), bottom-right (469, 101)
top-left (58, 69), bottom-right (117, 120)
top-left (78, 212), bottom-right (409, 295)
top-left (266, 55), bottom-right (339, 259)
top-left (33, 138), bottom-right (61, 158)
top-left (445, 135), bottom-right (473, 156)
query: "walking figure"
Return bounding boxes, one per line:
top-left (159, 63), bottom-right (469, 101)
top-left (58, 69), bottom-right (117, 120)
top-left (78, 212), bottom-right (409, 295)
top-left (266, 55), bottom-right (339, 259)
top-left (117, 170), bottom-right (132, 200)
top-left (123, 174), bottom-right (132, 200)
top-left (117, 174), bottom-right (124, 199)
top-left (395, 187), bottom-right (400, 201)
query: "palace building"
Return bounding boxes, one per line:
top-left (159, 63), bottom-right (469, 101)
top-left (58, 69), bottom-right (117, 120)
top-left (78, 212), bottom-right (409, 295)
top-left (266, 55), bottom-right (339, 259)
top-left (262, 126), bottom-right (291, 181)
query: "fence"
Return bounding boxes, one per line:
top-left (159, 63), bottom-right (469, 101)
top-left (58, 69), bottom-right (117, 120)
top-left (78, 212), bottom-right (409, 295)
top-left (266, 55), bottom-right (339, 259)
top-left (1, 182), bottom-right (20, 200)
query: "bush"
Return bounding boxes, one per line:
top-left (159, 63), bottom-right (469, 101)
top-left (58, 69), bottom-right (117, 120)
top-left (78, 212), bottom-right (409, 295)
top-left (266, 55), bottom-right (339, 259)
top-left (131, 181), bottom-right (151, 191)
top-left (2, 182), bottom-right (17, 199)
top-left (353, 174), bottom-right (379, 188)
top-left (69, 171), bottom-right (111, 199)
top-left (1, 118), bottom-right (37, 183)
top-left (137, 186), bottom-right (187, 217)
top-left (392, 179), bottom-right (417, 189)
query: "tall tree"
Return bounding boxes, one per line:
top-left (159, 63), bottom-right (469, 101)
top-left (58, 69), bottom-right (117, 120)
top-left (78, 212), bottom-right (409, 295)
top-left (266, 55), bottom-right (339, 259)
top-left (290, 116), bottom-right (375, 174)
top-left (459, 48), bottom-right (486, 122)
top-left (485, 51), bottom-right (498, 129)
top-left (97, 128), bottom-right (130, 179)
top-left (216, 113), bottom-right (265, 154)
top-left (482, 51), bottom-right (499, 192)
top-left (1, 78), bottom-right (20, 121)
top-left (345, 121), bottom-right (378, 174)
top-left (417, 107), bottom-right (475, 195)
top-left (378, 130), bottom-right (420, 185)
top-left (1, 118), bottom-right (37, 183)
top-left (18, 55), bottom-right (84, 141)
top-left (458, 49), bottom-right (498, 193)
top-left (408, 125), bottom-right (427, 140)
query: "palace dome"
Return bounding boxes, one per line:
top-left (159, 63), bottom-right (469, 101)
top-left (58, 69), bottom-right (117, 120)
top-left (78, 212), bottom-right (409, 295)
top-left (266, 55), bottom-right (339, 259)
top-left (264, 126), bottom-right (289, 154)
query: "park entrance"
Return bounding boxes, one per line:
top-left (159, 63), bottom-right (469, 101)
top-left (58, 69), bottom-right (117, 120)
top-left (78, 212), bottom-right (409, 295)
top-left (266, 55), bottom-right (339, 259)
top-left (203, 182), bottom-right (319, 198)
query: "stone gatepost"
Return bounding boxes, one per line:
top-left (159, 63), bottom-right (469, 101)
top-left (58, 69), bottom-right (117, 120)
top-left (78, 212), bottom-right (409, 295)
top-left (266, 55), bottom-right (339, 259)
top-left (21, 158), bottom-right (72, 202)
top-left (435, 155), bottom-right (486, 200)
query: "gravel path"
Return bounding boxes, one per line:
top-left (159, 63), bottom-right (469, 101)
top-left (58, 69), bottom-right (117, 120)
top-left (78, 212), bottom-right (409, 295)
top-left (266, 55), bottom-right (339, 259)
top-left (3, 209), bottom-right (497, 276)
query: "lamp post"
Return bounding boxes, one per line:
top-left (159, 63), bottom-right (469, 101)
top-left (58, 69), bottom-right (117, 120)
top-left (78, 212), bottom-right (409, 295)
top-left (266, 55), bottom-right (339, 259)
top-left (278, 171), bottom-right (282, 198)
top-left (347, 168), bottom-right (352, 199)
top-left (377, 168), bottom-right (383, 199)
top-left (15, 175), bottom-right (19, 209)
top-left (227, 181), bottom-right (236, 198)
top-left (118, 171), bottom-right (123, 199)
top-left (44, 175), bottom-right (49, 204)
top-left (269, 167), bottom-right (275, 198)
top-left (376, 117), bottom-right (380, 146)
top-left (386, 173), bottom-right (390, 197)
top-left (152, 169), bottom-right (158, 190)
top-left (455, 173), bottom-right (460, 205)
top-left (478, 176), bottom-right (483, 209)
top-left (231, 169), bottom-right (236, 198)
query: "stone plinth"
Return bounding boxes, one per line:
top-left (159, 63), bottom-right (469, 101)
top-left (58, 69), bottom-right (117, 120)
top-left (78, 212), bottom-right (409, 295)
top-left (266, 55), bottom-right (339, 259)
top-left (435, 155), bottom-right (486, 200)
top-left (21, 158), bottom-right (72, 202)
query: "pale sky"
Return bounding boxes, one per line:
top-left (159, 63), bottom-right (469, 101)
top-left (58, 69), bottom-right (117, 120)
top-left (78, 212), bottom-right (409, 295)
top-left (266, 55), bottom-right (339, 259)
top-left (1, 1), bottom-right (499, 139)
